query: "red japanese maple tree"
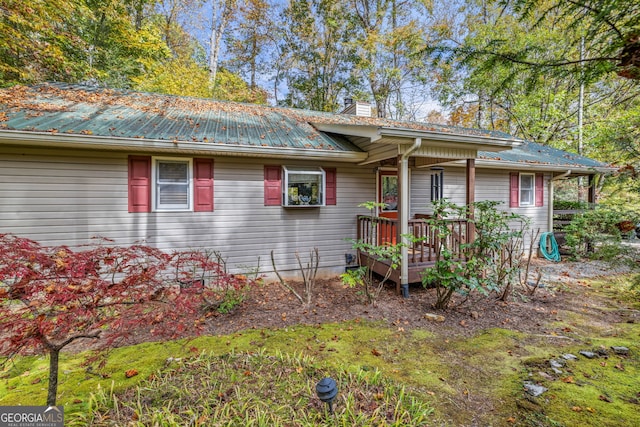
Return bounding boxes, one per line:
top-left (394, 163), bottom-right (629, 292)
top-left (0, 233), bottom-right (247, 406)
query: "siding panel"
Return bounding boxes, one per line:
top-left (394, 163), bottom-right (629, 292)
top-left (0, 148), bottom-right (375, 278)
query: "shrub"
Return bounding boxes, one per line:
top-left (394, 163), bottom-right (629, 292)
top-left (564, 206), bottom-right (638, 259)
top-left (420, 200), bottom-right (532, 309)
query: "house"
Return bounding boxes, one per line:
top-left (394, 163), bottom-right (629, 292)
top-left (0, 83), bottom-right (611, 293)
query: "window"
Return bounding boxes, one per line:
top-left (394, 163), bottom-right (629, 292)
top-left (264, 165), bottom-right (337, 207)
top-left (430, 167), bottom-right (444, 201)
top-left (510, 172), bottom-right (544, 208)
top-left (519, 173), bottom-right (535, 206)
top-left (153, 158), bottom-right (192, 211)
top-left (128, 156), bottom-right (214, 213)
top-left (283, 166), bottom-right (325, 206)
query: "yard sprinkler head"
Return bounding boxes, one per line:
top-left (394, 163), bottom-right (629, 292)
top-left (316, 377), bottom-right (338, 414)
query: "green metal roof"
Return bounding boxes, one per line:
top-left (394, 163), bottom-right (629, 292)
top-left (478, 140), bottom-right (609, 170)
top-left (0, 83), bottom-right (515, 150)
top-left (0, 83), bottom-right (359, 152)
top-left (0, 83), bottom-right (611, 172)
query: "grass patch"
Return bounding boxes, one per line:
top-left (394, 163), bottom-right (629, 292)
top-left (2, 283), bottom-right (639, 426)
top-left (74, 349), bottom-right (433, 426)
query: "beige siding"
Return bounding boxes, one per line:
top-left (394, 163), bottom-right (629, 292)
top-left (410, 166), bottom-right (549, 249)
top-left (0, 147), bottom-right (375, 278)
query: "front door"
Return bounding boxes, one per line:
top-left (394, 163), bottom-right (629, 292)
top-left (378, 170), bottom-right (398, 218)
top-left (378, 170), bottom-right (398, 245)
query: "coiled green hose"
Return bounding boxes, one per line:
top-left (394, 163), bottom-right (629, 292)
top-left (540, 232), bottom-right (561, 262)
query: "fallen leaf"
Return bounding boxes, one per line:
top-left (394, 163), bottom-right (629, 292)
top-left (125, 369), bottom-right (138, 378)
top-left (571, 406), bottom-right (582, 412)
top-left (561, 376), bottom-right (574, 383)
top-left (586, 407), bottom-right (596, 413)
top-left (599, 395), bottom-right (613, 403)
top-left (371, 348), bottom-right (382, 357)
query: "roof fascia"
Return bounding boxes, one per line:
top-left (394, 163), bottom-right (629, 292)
top-left (0, 130), bottom-right (368, 163)
top-left (378, 127), bottom-right (522, 151)
top-left (442, 158), bottom-right (614, 174)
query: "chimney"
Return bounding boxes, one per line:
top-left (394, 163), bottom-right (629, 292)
top-left (341, 98), bottom-right (372, 117)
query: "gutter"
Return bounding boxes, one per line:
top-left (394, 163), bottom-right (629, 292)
top-left (398, 137), bottom-right (422, 298)
top-left (548, 170), bottom-right (572, 232)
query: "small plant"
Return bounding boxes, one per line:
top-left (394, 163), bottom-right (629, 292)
top-left (271, 248), bottom-right (319, 307)
top-left (341, 202), bottom-right (402, 305)
top-left (469, 200), bottom-right (532, 301)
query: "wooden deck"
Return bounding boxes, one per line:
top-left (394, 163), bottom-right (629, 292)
top-left (356, 215), bottom-right (468, 294)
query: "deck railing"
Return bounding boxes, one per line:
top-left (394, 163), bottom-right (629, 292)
top-left (356, 215), bottom-right (468, 264)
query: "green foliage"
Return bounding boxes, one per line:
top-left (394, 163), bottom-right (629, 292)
top-left (278, 0), bottom-right (357, 112)
top-left (419, 200), bottom-right (476, 309)
top-left (564, 206), bottom-right (638, 259)
top-left (341, 202), bottom-right (402, 304)
top-left (421, 200), bottom-right (531, 309)
top-left (0, 0), bottom-right (91, 85)
top-left (554, 200), bottom-right (591, 211)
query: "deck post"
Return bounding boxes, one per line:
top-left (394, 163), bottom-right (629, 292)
top-left (398, 138), bottom-right (422, 297)
top-left (466, 158), bottom-right (476, 244)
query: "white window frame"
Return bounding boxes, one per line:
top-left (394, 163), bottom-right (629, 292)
top-left (152, 157), bottom-right (193, 212)
top-left (519, 173), bottom-right (535, 207)
top-left (282, 166), bottom-right (326, 207)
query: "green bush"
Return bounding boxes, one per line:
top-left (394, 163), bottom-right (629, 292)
top-left (564, 206), bottom-right (638, 259)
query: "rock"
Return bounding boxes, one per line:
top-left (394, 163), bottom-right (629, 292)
top-left (470, 311), bottom-right (479, 319)
top-left (611, 346), bottom-right (630, 355)
top-left (562, 353), bottom-right (578, 361)
top-left (538, 371), bottom-right (555, 381)
top-left (424, 313), bottom-right (445, 322)
top-left (596, 347), bottom-right (609, 357)
top-left (579, 350), bottom-right (597, 359)
top-left (552, 367), bottom-right (563, 374)
top-left (550, 359), bottom-right (565, 369)
top-left (524, 381), bottom-right (548, 397)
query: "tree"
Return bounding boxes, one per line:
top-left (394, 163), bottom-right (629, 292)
top-left (429, 0), bottom-right (640, 156)
top-left (276, 0), bottom-right (357, 112)
top-left (0, 0), bottom-right (91, 85)
top-left (82, 0), bottom-right (171, 87)
top-left (429, 0), bottom-right (640, 84)
top-left (347, 0), bottom-right (431, 119)
top-left (209, 0), bottom-right (237, 88)
top-left (225, 0), bottom-right (272, 90)
top-left (0, 234), bottom-right (249, 406)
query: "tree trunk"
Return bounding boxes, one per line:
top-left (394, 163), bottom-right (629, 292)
top-left (47, 348), bottom-right (60, 406)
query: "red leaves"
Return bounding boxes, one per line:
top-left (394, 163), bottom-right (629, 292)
top-left (0, 233), bottom-right (251, 359)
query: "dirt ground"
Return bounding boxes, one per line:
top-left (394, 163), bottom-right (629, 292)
top-left (203, 256), bottom-right (640, 339)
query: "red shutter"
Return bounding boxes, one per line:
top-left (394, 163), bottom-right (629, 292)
top-left (194, 158), bottom-right (214, 212)
top-left (264, 165), bottom-right (282, 206)
top-left (509, 172), bottom-right (519, 208)
top-left (325, 167), bottom-right (336, 205)
top-left (535, 173), bottom-right (544, 207)
top-left (128, 156), bottom-right (151, 212)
